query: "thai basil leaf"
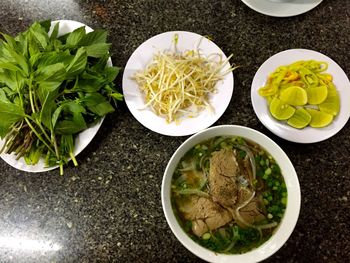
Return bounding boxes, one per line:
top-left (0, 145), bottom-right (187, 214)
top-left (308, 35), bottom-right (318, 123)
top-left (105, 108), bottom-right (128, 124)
top-left (1, 40), bottom-right (29, 76)
top-left (39, 20), bottom-right (52, 33)
top-left (85, 43), bottom-right (111, 58)
top-left (40, 89), bottom-right (59, 129)
top-left (111, 92), bottom-right (123, 101)
top-left (49, 22), bottom-right (60, 41)
top-left (0, 62), bottom-right (23, 72)
top-left (81, 92), bottom-right (114, 116)
top-left (55, 119), bottom-right (86, 135)
top-left (103, 66), bottom-right (120, 82)
top-left (0, 70), bottom-right (25, 92)
top-left (52, 101), bottom-right (86, 128)
top-left (73, 78), bottom-right (104, 92)
top-left (66, 26), bottom-right (86, 48)
top-left (35, 62), bottom-right (66, 82)
top-left (66, 47), bottom-right (87, 77)
top-left (0, 101), bottom-right (25, 138)
top-left (79, 30), bottom-right (107, 46)
top-left (29, 22), bottom-right (49, 50)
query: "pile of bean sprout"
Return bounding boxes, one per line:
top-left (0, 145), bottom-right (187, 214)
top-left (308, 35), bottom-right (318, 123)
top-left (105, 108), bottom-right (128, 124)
top-left (134, 36), bottom-right (235, 123)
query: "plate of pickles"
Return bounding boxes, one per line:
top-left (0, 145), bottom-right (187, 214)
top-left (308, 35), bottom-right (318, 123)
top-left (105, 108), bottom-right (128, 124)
top-left (251, 49), bottom-right (350, 143)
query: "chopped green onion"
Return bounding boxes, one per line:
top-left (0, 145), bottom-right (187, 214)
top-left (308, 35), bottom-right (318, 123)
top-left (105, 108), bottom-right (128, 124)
top-left (202, 233), bottom-right (211, 240)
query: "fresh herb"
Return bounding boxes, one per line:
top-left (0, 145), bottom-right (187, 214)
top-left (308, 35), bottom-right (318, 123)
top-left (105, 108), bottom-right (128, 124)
top-left (0, 20), bottom-right (123, 174)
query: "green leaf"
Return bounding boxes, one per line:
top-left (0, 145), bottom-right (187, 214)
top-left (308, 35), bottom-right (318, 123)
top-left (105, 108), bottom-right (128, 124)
top-left (52, 100), bottom-right (86, 128)
top-left (73, 78), bottom-right (104, 92)
top-left (36, 50), bottom-right (72, 68)
top-left (0, 70), bottom-right (25, 92)
top-left (0, 62), bottom-right (23, 72)
top-left (0, 101), bottom-right (25, 138)
top-left (35, 62), bottom-right (66, 82)
top-left (1, 41), bottom-right (29, 76)
top-left (24, 144), bottom-right (44, 165)
top-left (15, 32), bottom-right (29, 58)
top-left (66, 26), bottom-right (86, 47)
top-left (91, 54), bottom-right (109, 71)
top-left (81, 92), bottom-right (114, 116)
top-left (27, 34), bottom-right (41, 63)
top-left (2, 33), bottom-right (17, 50)
top-left (111, 92), bottom-right (123, 101)
top-left (66, 47), bottom-right (87, 77)
top-left (85, 43), bottom-right (111, 58)
top-left (37, 81), bottom-right (63, 104)
top-left (49, 22), bottom-right (60, 40)
top-left (40, 88), bottom-right (59, 129)
top-left (103, 66), bottom-right (120, 82)
top-left (39, 20), bottom-right (52, 33)
top-left (79, 29), bottom-right (107, 46)
top-left (55, 118), bottom-right (86, 135)
top-left (0, 89), bottom-right (10, 103)
top-left (29, 22), bottom-right (49, 50)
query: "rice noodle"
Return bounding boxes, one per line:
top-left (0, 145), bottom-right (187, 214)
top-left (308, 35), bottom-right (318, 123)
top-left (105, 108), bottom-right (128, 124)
top-left (176, 188), bottom-right (210, 198)
top-left (234, 144), bottom-right (256, 183)
top-left (257, 222), bottom-right (278, 230)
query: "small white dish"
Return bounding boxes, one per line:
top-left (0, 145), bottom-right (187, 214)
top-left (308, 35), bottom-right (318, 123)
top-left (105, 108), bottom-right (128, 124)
top-left (241, 0), bottom-right (323, 17)
top-left (0, 20), bottom-right (108, 172)
top-left (162, 125), bottom-right (301, 263)
top-left (122, 31), bottom-right (234, 136)
top-left (251, 49), bottom-right (350, 143)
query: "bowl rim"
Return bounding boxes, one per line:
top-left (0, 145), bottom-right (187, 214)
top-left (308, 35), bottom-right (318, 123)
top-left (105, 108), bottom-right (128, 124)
top-left (161, 125), bottom-right (301, 263)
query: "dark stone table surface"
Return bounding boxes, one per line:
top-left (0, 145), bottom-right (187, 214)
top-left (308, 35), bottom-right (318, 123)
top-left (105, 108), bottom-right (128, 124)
top-left (0, 0), bottom-right (349, 262)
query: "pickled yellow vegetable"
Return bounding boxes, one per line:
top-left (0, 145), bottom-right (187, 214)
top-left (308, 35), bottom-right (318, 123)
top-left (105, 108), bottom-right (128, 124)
top-left (280, 86), bottom-right (307, 106)
top-left (269, 98), bottom-right (295, 120)
top-left (306, 85), bottom-right (328, 104)
top-left (287, 108), bottom-right (312, 129)
top-left (306, 108), bottom-right (333, 128)
top-left (258, 60), bottom-right (340, 129)
top-left (319, 94), bottom-right (340, 116)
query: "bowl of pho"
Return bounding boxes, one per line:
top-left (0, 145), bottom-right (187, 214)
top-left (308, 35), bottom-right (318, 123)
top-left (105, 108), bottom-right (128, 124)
top-left (161, 125), bottom-right (300, 263)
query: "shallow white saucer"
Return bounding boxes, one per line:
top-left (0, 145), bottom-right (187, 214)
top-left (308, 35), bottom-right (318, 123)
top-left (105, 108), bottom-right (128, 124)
top-left (251, 49), bottom-right (350, 143)
top-left (241, 0), bottom-right (323, 17)
top-left (122, 31), bottom-right (234, 137)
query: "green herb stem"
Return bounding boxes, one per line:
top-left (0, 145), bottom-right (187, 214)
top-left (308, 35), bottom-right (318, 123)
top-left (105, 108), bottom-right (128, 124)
top-left (59, 163), bottom-right (64, 176)
top-left (24, 117), bottom-right (55, 155)
top-left (69, 152), bottom-right (78, 166)
top-left (28, 79), bottom-right (36, 114)
top-left (26, 115), bottom-right (53, 147)
top-left (51, 132), bottom-right (60, 160)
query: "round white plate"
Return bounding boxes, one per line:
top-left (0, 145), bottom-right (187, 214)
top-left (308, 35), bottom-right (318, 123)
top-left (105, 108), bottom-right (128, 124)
top-left (0, 20), bottom-right (108, 172)
top-left (251, 49), bottom-right (350, 143)
top-left (122, 31), bottom-right (234, 136)
top-left (241, 0), bottom-right (323, 17)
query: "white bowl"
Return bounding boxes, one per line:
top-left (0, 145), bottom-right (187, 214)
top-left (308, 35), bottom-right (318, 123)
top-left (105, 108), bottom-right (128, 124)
top-left (161, 125), bottom-right (301, 263)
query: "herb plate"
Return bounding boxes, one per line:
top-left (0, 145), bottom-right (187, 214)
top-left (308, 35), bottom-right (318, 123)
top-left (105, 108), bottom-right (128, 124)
top-left (251, 49), bottom-right (350, 143)
top-left (0, 20), bottom-right (108, 172)
top-left (122, 31), bottom-right (234, 136)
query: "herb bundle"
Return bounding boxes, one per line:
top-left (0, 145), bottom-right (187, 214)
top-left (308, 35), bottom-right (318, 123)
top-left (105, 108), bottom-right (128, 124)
top-left (0, 20), bottom-right (122, 174)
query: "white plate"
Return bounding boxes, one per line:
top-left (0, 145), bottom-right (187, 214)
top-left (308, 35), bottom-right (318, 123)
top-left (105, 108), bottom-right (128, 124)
top-left (0, 20), bottom-right (108, 172)
top-left (122, 31), bottom-right (234, 136)
top-left (251, 49), bottom-right (350, 143)
top-left (241, 0), bottom-right (323, 17)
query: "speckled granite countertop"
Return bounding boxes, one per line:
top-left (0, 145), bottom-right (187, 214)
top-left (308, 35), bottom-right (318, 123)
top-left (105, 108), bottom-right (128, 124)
top-left (0, 0), bottom-right (349, 262)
